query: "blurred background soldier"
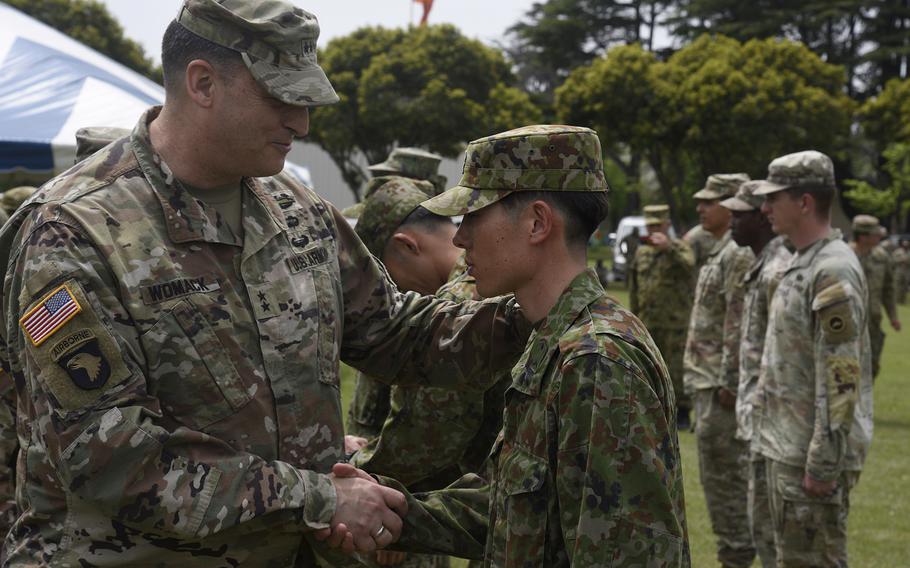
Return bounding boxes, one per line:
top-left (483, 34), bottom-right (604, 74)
top-left (684, 173), bottom-right (756, 568)
top-left (722, 181), bottom-right (792, 568)
top-left (850, 214), bottom-right (901, 378)
top-left (684, 222), bottom-right (718, 274)
top-left (341, 147), bottom-right (444, 220)
top-left (629, 204), bottom-right (695, 429)
top-left (895, 238), bottom-right (910, 304)
top-left (755, 151), bottom-right (873, 567)
top-left (0, 186), bottom-right (37, 220)
top-left (344, 178), bottom-right (507, 568)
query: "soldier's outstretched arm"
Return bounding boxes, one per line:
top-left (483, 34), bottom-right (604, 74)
top-left (333, 206), bottom-right (528, 390)
top-left (0, 218), bottom-right (397, 542)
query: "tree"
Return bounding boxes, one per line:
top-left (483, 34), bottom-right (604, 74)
top-left (845, 143), bottom-right (910, 220)
top-left (309, 25), bottom-right (541, 199)
top-left (7, 0), bottom-right (161, 83)
top-left (556, 35), bottom-right (854, 225)
top-left (504, 0), bottom-right (670, 102)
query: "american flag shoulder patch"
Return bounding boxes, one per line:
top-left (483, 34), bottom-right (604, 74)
top-left (20, 284), bottom-right (82, 347)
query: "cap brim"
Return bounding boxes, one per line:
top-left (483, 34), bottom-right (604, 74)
top-left (244, 54), bottom-right (339, 107)
top-left (720, 196), bottom-right (756, 211)
top-left (752, 180), bottom-right (790, 196)
top-left (692, 188), bottom-right (724, 200)
top-left (421, 185), bottom-right (515, 216)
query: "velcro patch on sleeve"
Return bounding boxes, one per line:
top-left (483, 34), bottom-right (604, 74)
top-left (19, 284), bottom-right (81, 346)
top-left (23, 280), bottom-right (132, 412)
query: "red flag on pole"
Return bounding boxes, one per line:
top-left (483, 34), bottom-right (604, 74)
top-left (413, 0), bottom-right (433, 25)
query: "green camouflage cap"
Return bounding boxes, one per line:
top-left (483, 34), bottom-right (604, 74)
top-left (355, 178), bottom-right (437, 256)
top-left (852, 214), bottom-right (882, 235)
top-left (1, 186), bottom-right (37, 215)
top-left (693, 173), bottom-right (750, 201)
top-left (422, 125), bottom-right (608, 216)
top-left (75, 126), bottom-right (130, 163)
top-left (176, 0), bottom-right (338, 106)
top-left (367, 147), bottom-right (444, 181)
top-left (643, 204), bottom-right (670, 224)
top-left (340, 202), bottom-right (365, 219)
top-left (721, 180), bottom-right (764, 212)
top-left (754, 150), bottom-right (836, 196)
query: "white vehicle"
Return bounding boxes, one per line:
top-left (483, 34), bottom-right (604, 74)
top-left (611, 215), bottom-right (677, 281)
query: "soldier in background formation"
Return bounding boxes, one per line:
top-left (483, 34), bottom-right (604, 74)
top-left (754, 151), bottom-right (873, 567)
top-left (895, 237), bottom-right (910, 304)
top-left (343, 178), bottom-right (507, 568)
top-left (684, 173), bottom-right (756, 568)
top-left (341, 147), bottom-right (445, 220)
top-left (721, 180), bottom-right (792, 568)
top-left (629, 204), bottom-right (695, 428)
top-left (850, 214), bottom-right (901, 378)
top-left (683, 222), bottom-right (718, 274)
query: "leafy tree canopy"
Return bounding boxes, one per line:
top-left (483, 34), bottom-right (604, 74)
top-left (310, 25), bottom-right (541, 198)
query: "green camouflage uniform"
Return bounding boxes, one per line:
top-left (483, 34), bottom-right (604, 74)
top-left (684, 173), bottom-right (756, 568)
top-left (388, 125), bottom-right (689, 567)
top-left (0, 2), bottom-right (528, 565)
top-left (893, 244), bottom-right (909, 304)
top-left (629, 212), bottom-right (694, 411)
top-left (341, 148), bottom-right (444, 219)
top-left (850, 216), bottom-right (898, 378)
top-left (343, 177), bottom-right (502, 568)
top-left (753, 151), bottom-right (873, 567)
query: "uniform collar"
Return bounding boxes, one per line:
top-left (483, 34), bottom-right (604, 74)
top-left (130, 106), bottom-right (287, 246)
top-left (510, 269), bottom-right (604, 397)
top-left (788, 228), bottom-right (843, 271)
top-left (707, 229), bottom-right (732, 257)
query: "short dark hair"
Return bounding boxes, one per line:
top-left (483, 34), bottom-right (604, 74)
top-left (399, 206), bottom-right (455, 233)
top-left (784, 184), bottom-right (833, 218)
top-left (499, 190), bottom-right (610, 247)
top-left (161, 20), bottom-right (243, 93)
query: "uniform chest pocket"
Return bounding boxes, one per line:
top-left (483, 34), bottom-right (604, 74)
top-left (143, 296), bottom-right (251, 431)
top-left (498, 447), bottom-right (549, 566)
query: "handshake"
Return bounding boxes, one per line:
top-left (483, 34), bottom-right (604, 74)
top-left (314, 462), bottom-right (409, 555)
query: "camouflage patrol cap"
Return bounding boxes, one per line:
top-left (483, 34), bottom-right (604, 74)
top-left (1, 186), bottom-right (37, 215)
top-left (693, 173), bottom-right (750, 201)
top-left (852, 214), bottom-right (882, 235)
top-left (753, 151), bottom-right (836, 196)
top-left (75, 126), bottom-right (130, 163)
top-left (355, 178), bottom-right (438, 256)
top-left (368, 147), bottom-right (444, 181)
top-left (421, 125), bottom-right (608, 216)
top-left (721, 180), bottom-right (764, 212)
top-left (340, 202), bottom-right (365, 219)
top-left (643, 204), bottom-right (670, 224)
top-left (176, 0), bottom-right (338, 106)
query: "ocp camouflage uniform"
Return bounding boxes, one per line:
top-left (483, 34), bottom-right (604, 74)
top-left (684, 223), bottom-right (718, 274)
top-left (753, 151), bottom-right (873, 567)
top-left (386, 125), bottom-right (690, 567)
top-left (684, 229), bottom-right (755, 568)
top-left (0, 105), bottom-right (526, 566)
top-left (893, 245), bottom-right (909, 304)
top-left (737, 236), bottom-right (792, 568)
top-left (850, 242), bottom-right (897, 378)
top-left (629, 235), bottom-right (695, 412)
top-left (0, 372), bottom-right (15, 551)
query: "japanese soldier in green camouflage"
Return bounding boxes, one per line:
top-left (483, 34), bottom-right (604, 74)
top-left (849, 214), bottom-right (901, 378)
top-left (721, 180), bottom-right (793, 568)
top-left (349, 125), bottom-right (689, 566)
top-left (629, 204), bottom-right (695, 429)
top-left (755, 151), bottom-right (874, 567)
top-left (0, 1), bottom-right (530, 565)
top-left (684, 173), bottom-right (756, 568)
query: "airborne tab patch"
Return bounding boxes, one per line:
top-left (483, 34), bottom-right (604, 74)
top-left (20, 284), bottom-right (82, 346)
top-left (140, 276), bottom-right (221, 305)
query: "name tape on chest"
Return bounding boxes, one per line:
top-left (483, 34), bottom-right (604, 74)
top-left (140, 276), bottom-right (221, 305)
top-left (20, 284), bottom-right (82, 346)
top-left (287, 246), bottom-right (329, 273)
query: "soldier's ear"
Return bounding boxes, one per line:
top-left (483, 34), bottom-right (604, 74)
top-left (184, 59), bottom-right (217, 108)
top-left (527, 200), bottom-right (555, 246)
top-left (389, 232), bottom-right (420, 256)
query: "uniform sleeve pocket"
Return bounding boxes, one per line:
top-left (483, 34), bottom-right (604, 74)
top-left (812, 282), bottom-right (857, 344)
top-left (498, 448), bottom-right (549, 564)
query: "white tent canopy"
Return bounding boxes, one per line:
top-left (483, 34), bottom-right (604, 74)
top-left (0, 2), bottom-right (311, 186)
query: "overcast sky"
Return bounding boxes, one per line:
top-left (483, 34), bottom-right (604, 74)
top-left (99, 1), bottom-right (536, 64)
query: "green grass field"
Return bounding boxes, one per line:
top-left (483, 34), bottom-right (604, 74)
top-left (341, 287), bottom-right (910, 567)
